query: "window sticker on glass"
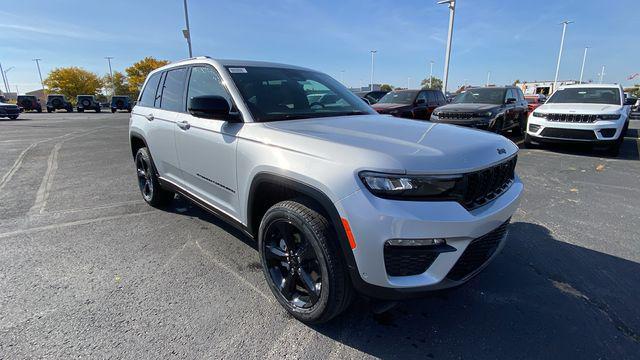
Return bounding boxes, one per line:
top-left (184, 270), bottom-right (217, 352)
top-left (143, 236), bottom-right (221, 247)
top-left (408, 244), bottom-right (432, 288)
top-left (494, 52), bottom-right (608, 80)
top-left (228, 68), bottom-right (248, 73)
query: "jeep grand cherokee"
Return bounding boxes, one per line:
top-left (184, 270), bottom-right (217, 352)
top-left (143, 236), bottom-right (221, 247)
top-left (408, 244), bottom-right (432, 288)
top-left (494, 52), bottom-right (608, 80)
top-left (129, 57), bottom-right (523, 323)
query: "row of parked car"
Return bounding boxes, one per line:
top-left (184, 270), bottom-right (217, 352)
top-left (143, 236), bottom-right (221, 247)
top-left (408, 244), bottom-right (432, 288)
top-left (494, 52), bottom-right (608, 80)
top-left (16, 94), bottom-right (133, 113)
top-left (352, 84), bottom-right (634, 155)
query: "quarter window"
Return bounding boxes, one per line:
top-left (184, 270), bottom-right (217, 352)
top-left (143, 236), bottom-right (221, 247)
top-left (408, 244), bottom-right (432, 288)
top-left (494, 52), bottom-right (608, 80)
top-left (139, 72), bottom-right (161, 107)
top-left (426, 91), bottom-right (437, 103)
top-left (160, 68), bottom-right (188, 112)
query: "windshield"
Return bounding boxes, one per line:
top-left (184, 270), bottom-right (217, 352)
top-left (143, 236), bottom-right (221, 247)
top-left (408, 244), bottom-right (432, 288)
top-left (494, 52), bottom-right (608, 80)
top-left (377, 91), bottom-right (417, 105)
top-left (453, 88), bottom-right (506, 105)
top-left (547, 87), bottom-right (621, 105)
top-left (226, 66), bottom-right (375, 122)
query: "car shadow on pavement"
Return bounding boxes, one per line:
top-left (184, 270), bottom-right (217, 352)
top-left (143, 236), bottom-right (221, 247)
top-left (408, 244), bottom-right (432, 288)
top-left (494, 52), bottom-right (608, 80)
top-left (311, 222), bottom-right (640, 359)
top-left (518, 135), bottom-right (639, 161)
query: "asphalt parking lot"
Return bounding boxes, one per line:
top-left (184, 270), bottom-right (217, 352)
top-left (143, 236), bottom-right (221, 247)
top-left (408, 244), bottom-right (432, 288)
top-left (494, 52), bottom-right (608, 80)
top-left (1, 112), bottom-right (639, 359)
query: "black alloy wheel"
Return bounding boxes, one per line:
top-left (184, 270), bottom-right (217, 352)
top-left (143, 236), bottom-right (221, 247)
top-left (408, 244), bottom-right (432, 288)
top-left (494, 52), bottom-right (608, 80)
top-left (263, 219), bottom-right (322, 309)
top-left (135, 151), bottom-right (154, 203)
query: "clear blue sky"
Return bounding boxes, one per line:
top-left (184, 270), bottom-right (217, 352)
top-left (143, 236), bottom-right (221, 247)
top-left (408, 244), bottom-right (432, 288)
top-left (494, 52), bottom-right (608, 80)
top-left (1, 0), bottom-right (638, 93)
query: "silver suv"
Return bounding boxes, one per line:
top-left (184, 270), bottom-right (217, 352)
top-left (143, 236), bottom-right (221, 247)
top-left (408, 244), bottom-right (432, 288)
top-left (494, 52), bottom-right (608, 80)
top-left (129, 57), bottom-right (523, 323)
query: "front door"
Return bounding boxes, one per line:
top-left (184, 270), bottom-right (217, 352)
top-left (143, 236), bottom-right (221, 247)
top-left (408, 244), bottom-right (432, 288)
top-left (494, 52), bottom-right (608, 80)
top-left (174, 65), bottom-right (241, 219)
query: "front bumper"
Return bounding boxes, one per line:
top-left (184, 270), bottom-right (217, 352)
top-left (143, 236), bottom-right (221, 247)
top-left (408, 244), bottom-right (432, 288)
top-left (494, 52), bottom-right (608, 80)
top-left (526, 114), bottom-right (626, 143)
top-left (335, 176), bottom-right (523, 299)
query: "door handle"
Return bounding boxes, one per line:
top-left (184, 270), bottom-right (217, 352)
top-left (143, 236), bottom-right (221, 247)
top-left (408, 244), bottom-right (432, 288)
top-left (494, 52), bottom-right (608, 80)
top-left (177, 120), bottom-right (190, 130)
top-left (144, 113), bottom-right (154, 121)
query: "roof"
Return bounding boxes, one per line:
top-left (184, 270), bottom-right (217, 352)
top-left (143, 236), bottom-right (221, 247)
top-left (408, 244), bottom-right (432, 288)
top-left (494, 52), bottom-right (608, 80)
top-left (154, 57), bottom-right (316, 74)
top-left (559, 83), bottom-right (622, 89)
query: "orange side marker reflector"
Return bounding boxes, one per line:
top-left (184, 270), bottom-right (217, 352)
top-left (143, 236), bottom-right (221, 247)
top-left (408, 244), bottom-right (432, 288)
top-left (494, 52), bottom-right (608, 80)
top-left (341, 218), bottom-right (357, 250)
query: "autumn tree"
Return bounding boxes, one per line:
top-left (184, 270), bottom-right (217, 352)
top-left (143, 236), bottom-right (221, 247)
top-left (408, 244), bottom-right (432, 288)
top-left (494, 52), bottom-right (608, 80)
top-left (420, 77), bottom-right (443, 90)
top-left (44, 67), bottom-right (102, 102)
top-left (126, 57), bottom-right (170, 98)
top-left (103, 71), bottom-right (130, 97)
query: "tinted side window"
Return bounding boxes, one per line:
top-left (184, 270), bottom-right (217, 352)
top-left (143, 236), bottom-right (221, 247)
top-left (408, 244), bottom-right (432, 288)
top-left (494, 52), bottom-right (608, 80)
top-left (516, 88), bottom-right (525, 101)
top-left (160, 68), bottom-right (188, 112)
top-left (437, 91), bottom-right (446, 103)
top-left (416, 91), bottom-right (428, 103)
top-left (426, 91), bottom-right (437, 103)
top-left (187, 66), bottom-right (233, 109)
top-left (506, 89), bottom-right (516, 101)
top-left (139, 72), bottom-right (161, 107)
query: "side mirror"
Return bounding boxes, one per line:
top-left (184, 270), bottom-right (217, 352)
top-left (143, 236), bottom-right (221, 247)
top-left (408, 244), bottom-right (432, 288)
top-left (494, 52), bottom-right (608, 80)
top-left (188, 95), bottom-right (241, 122)
top-left (505, 98), bottom-right (517, 104)
top-left (415, 98), bottom-right (426, 105)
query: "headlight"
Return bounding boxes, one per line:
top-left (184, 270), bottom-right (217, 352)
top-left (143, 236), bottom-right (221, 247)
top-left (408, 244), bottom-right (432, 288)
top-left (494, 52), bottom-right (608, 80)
top-left (597, 114), bottom-right (621, 120)
top-left (359, 171), bottom-right (465, 200)
top-left (431, 111), bottom-right (440, 117)
top-left (532, 111), bottom-right (547, 118)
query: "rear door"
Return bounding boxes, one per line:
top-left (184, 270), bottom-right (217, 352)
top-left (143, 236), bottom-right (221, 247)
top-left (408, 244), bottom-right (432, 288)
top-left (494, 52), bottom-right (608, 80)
top-left (413, 91), bottom-right (429, 119)
top-left (425, 91), bottom-right (439, 119)
top-left (133, 71), bottom-right (182, 182)
top-left (174, 65), bottom-right (241, 219)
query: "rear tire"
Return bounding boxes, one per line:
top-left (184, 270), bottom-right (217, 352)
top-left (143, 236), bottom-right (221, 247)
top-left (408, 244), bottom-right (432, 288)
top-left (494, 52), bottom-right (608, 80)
top-left (111, 109), bottom-right (116, 113)
top-left (96, 107), bottom-right (101, 113)
top-left (9, 116), bottom-right (18, 120)
top-left (37, 107), bottom-right (42, 113)
top-left (513, 114), bottom-right (526, 136)
top-left (258, 200), bottom-right (353, 324)
top-left (134, 147), bottom-right (173, 207)
top-left (47, 108), bottom-right (52, 113)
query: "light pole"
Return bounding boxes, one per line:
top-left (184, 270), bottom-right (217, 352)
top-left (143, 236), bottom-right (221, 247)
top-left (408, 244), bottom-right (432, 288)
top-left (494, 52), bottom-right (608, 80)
top-left (599, 65), bottom-right (606, 83)
top-left (105, 56), bottom-right (114, 94)
top-left (579, 46), bottom-right (589, 84)
top-left (370, 50), bottom-right (377, 91)
top-left (33, 59), bottom-right (45, 93)
top-left (4, 67), bottom-right (14, 97)
top-left (553, 20), bottom-right (573, 91)
top-left (437, 0), bottom-right (456, 94)
top-left (0, 62), bottom-right (8, 93)
top-left (183, 0), bottom-right (193, 57)
top-left (486, 71), bottom-right (491, 87)
top-left (407, 77), bottom-right (411, 89)
top-left (429, 60), bottom-right (434, 88)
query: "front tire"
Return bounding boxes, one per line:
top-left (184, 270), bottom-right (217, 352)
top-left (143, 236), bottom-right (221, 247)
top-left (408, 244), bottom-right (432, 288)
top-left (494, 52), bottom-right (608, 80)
top-left (134, 147), bottom-right (173, 207)
top-left (258, 200), bottom-right (353, 323)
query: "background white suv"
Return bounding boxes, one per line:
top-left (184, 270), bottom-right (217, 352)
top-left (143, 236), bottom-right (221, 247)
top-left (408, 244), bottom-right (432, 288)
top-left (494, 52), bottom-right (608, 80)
top-left (129, 57), bottom-right (523, 323)
top-left (525, 84), bottom-right (632, 155)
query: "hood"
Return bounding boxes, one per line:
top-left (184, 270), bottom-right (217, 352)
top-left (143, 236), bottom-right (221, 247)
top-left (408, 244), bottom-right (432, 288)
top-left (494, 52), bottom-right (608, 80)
top-left (372, 103), bottom-right (410, 111)
top-left (256, 115), bottom-right (518, 174)
top-left (435, 103), bottom-right (501, 112)
top-left (536, 103), bottom-right (623, 114)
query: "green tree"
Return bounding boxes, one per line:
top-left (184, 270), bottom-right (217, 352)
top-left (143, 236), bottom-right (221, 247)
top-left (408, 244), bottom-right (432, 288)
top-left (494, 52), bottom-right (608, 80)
top-left (420, 77), bottom-right (443, 90)
top-left (126, 57), bottom-right (170, 98)
top-left (44, 67), bottom-right (103, 103)
top-left (513, 79), bottom-right (521, 86)
top-left (103, 71), bottom-right (130, 96)
top-left (380, 84), bottom-right (394, 92)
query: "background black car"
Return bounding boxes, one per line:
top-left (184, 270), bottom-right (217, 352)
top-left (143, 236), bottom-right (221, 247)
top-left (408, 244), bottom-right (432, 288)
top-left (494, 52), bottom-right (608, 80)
top-left (46, 95), bottom-right (73, 113)
top-left (110, 96), bottom-right (132, 113)
top-left (371, 89), bottom-right (447, 120)
top-left (354, 90), bottom-right (389, 105)
top-left (76, 95), bottom-right (101, 113)
top-left (0, 102), bottom-right (20, 120)
top-left (430, 86), bottom-right (528, 134)
top-left (17, 95), bottom-right (43, 112)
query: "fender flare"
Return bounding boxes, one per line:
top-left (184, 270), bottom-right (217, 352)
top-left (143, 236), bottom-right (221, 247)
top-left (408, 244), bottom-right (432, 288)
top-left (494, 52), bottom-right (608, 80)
top-left (247, 172), bottom-right (360, 279)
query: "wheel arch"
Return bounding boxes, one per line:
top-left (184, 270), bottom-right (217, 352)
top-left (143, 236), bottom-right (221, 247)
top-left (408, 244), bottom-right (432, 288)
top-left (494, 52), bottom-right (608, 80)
top-left (247, 172), bottom-right (360, 278)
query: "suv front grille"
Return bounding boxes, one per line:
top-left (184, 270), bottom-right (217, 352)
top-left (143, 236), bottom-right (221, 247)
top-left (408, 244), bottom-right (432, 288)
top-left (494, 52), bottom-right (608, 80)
top-left (462, 156), bottom-right (517, 210)
top-left (545, 113), bottom-right (597, 123)
top-left (540, 128), bottom-right (596, 140)
top-left (446, 220), bottom-right (509, 281)
top-left (438, 112), bottom-right (475, 120)
top-left (384, 245), bottom-right (439, 276)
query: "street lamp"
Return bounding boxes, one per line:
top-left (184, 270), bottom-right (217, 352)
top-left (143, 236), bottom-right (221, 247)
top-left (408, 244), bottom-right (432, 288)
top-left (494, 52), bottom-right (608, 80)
top-left (33, 59), bottom-right (45, 93)
top-left (370, 50), bottom-right (377, 91)
top-left (429, 60), bottom-right (434, 88)
top-left (407, 77), bottom-right (411, 89)
top-left (0, 62), bottom-right (8, 93)
top-left (183, 0), bottom-right (193, 57)
top-left (437, 0), bottom-right (456, 94)
top-left (579, 46), bottom-right (589, 84)
top-left (105, 57), bottom-right (114, 95)
top-left (4, 66), bottom-right (14, 96)
top-left (553, 20), bottom-right (573, 91)
top-left (599, 65), bottom-right (606, 83)
top-left (486, 71), bottom-right (491, 87)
